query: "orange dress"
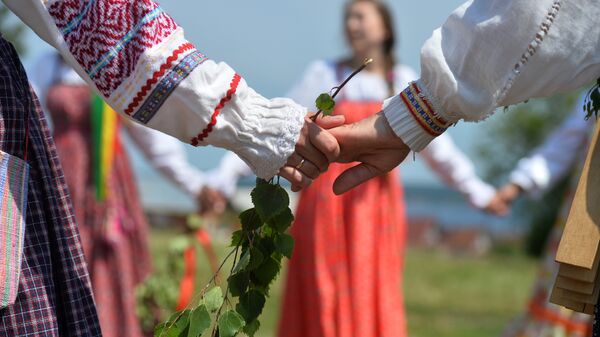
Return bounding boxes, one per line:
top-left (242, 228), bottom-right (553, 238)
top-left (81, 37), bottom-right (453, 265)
top-left (277, 100), bottom-right (407, 337)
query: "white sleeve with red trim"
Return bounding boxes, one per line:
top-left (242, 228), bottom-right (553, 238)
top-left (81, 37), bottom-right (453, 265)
top-left (382, 0), bottom-right (600, 152)
top-left (4, 0), bottom-right (306, 179)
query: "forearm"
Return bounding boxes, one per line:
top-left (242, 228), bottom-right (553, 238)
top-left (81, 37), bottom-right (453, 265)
top-left (383, 0), bottom-right (600, 151)
top-left (5, 0), bottom-right (306, 179)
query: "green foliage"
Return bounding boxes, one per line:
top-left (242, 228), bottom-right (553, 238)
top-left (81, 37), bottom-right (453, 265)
top-left (315, 93), bottom-right (336, 116)
top-left (137, 236), bottom-right (192, 332)
top-left (477, 91), bottom-right (580, 257)
top-left (217, 311), bottom-right (245, 337)
top-left (203, 288), bottom-right (224, 312)
top-left (251, 183), bottom-right (289, 222)
top-left (275, 234), bottom-right (294, 259)
top-left (241, 320), bottom-right (260, 337)
top-left (236, 290), bottom-right (266, 323)
top-left (155, 179), bottom-right (294, 337)
top-left (188, 306), bottom-right (211, 337)
top-left (267, 208), bottom-right (294, 233)
top-left (154, 63), bottom-right (367, 336)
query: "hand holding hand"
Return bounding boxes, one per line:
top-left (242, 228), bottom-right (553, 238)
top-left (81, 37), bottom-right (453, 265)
top-left (485, 183), bottom-right (523, 216)
top-left (279, 114), bottom-right (346, 192)
top-left (328, 112), bottom-right (410, 195)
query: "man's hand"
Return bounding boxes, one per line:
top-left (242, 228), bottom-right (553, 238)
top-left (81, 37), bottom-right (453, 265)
top-left (328, 112), bottom-right (410, 195)
top-left (279, 114), bottom-right (346, 192)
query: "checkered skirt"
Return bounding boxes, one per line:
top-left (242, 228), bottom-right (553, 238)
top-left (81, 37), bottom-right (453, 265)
top-left (0, 36), bottom-right (101, 336)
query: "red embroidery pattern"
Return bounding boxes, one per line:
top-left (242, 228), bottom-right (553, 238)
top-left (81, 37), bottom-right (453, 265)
top-left (48, 0), bottom-right (178, 97)
top-left (191, 74), bottom-right (242, 146)
top-left (124, 42), bottom-right (195, 115)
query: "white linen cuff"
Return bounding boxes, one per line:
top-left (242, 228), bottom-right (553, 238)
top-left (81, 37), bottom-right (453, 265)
top-left (382, 94), bottom-right (437, 152)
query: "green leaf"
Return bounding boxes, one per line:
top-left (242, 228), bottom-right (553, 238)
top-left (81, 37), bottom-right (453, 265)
top-left (242, 319), bottom-right (260, 337)
top-left (275, 234), bottom-right (295, 259)
top-left (157, 310), bottom-right (191, 337)
top-left (267, 208), bottom-right (294, 233)
top-left (187, 305), bottom-right (211, 337)
top-left (256, 237), bottom-right (276, 260)
top-left (230, 230), bottom-right (245, 247)
top-left (246, 247), bottom-right (264, 271)
top-left (217, 310), bottom-right (245, 337)
top-left (252, 257), bottom-right (281, 287)
top-left (203, 287), bottom-right (224, 312)
top-left (315, 93), bottom-right (336, 116)
top-left (239, 208), bottom-right (263, 232)
top-left (236, 290), bottom-right (266, 323)
top-left (233, 249), bottom-right (251, 274)
top-left (255, 178), bottom-right (269, 186)
top-left (251, 183), bottom-right (289, 222)
top-left (154, 322), bottom-right (168, 337)
top-left (228, 272), bottom-right (249, 297)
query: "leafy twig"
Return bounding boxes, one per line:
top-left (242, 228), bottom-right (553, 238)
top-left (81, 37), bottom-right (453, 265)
top-left (311, 58), bottom-right (373, 121)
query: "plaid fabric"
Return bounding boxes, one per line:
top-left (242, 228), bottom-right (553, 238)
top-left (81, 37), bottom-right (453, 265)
top-left (0, 36), bottom-right (101, 336)
top-left (0, 149), bottom-right (29, 309)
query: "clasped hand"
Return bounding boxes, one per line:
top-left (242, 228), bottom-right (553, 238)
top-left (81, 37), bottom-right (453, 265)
top-left (280, 112), bottom-right (410, 194)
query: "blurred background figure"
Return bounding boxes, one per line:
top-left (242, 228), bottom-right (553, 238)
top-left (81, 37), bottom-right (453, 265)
top-left (31, 53), bottom-right (226, 337)
top-left (485, 93), bottom-right (594, 337)
top-left (211, 1), bottom-right (498, 336)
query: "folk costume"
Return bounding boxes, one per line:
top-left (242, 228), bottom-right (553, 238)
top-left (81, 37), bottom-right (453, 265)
top-left (0, 0), bottom-right (307, 335)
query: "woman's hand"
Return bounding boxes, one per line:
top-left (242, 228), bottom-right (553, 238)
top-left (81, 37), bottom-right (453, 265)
top-left (327, 112), bottom-right (410, 195)
top-left (279, 114), bottom-right (346, 192)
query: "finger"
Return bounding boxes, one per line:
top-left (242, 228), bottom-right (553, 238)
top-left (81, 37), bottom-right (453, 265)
top-left (333, 163), bottom-right (380, 195)
top-left (279, 166), bottom-right (313, 189)
top-left (313, 114), bottom-right (346, 129)
top-left (308, 122), bottom-right (340, 163)
top-left (286, 153), bottom-right (321, 179)
top-left (296, 140), bottom-right (329, 173)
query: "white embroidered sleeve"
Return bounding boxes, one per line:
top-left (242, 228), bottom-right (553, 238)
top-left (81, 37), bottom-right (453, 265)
top-left (383, 0), bottom-right (600, 152)
top-left (4, 0), bottom-right (306, 179)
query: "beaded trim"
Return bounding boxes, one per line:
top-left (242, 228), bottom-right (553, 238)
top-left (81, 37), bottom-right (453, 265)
top-left (191, 73), bottom-right (242, 146)
top-left (496, 0), bottom-right (562, 106)
top-left (132, 51), bottom-right (208, 124)
top-left (400, 82), bottom-right (450, 136)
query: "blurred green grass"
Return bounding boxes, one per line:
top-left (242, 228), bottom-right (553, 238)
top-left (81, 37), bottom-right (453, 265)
top-left (148, 228), bottom-right (537, 337)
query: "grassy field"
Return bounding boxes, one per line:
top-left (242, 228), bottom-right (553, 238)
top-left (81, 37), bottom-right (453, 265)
top-left (148, 228), bottom-right (538, 337)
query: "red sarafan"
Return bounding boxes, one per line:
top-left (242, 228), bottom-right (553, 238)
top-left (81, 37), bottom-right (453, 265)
top-left (278, 99), bottom-right (407, 337)
top-left (46, 84), bottom-right (151, 337)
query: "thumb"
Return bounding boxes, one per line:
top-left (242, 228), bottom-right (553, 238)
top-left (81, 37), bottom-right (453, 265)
top-left (333, 163), bottom-right (380, 195)
top-left (313, 114), bottom-right (346, 129)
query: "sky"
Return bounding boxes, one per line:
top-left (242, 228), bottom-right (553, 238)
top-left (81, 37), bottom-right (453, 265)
top-left (12, 0), bottom-right (513, 210)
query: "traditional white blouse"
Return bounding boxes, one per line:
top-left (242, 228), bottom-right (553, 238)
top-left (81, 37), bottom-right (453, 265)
top-left (509, 93), bottom-right (594, 198)
top-left (4, 0), bottom-right (306, 180)
top-left (30, 53), bottom-right (209, 197)
top-left (7, 0), bottom-right (593, 181)
top-left (381, 0), bottom-right (600, 152)
top-left (212, 61), bottom-right (497, 209)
